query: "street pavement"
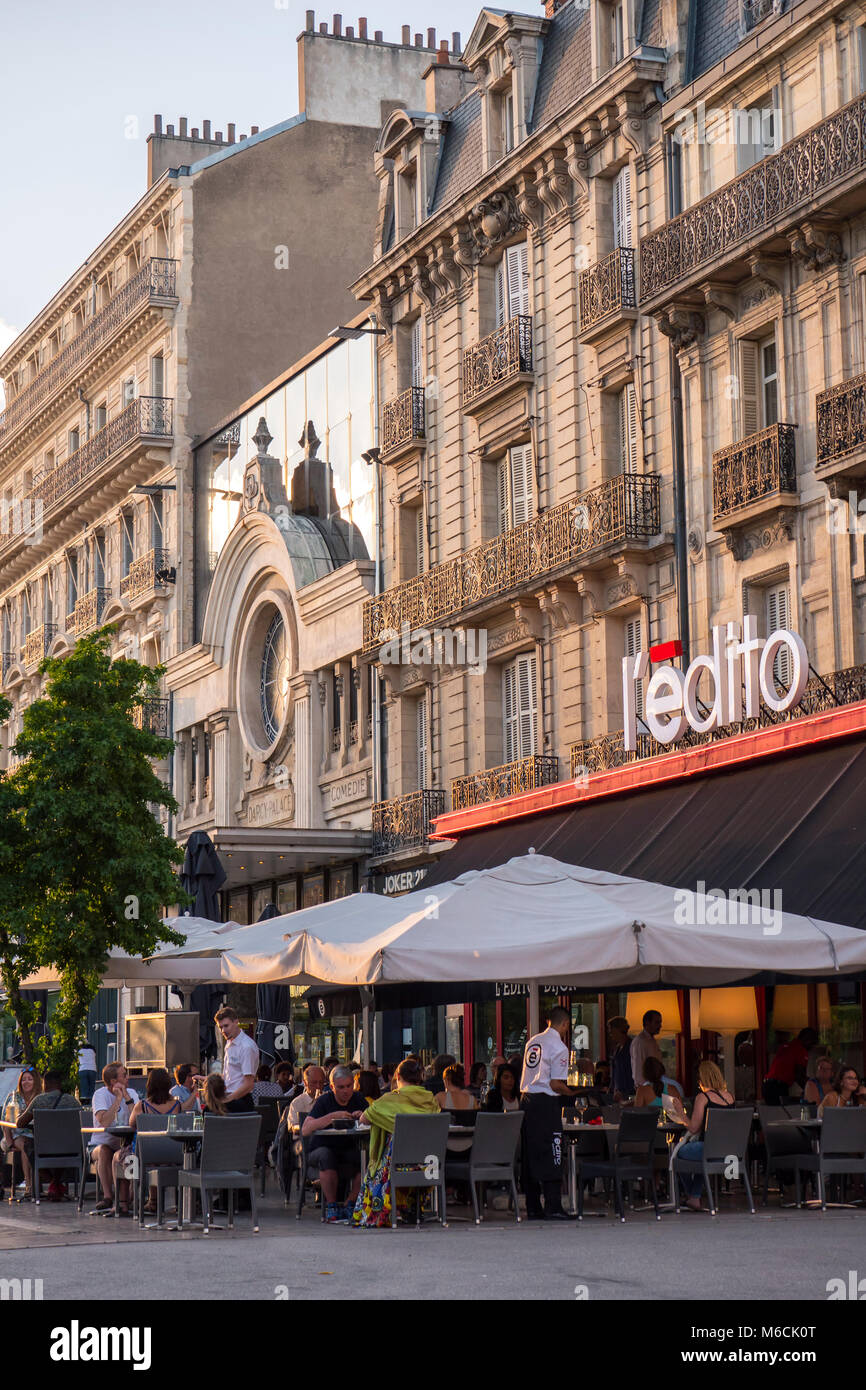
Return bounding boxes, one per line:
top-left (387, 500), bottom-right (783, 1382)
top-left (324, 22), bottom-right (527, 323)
top-left (0, 1192), bottom-right (862, 1300)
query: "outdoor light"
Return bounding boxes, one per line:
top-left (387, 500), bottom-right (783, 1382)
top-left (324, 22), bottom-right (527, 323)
top-left (772, 983), bottom-right (831, 1032)
top-left (329, 324), bottom-right (387, 340)
top-left (625, 990), bottom-right (682, 1036)
top-left (699, 987), bottom-right (758, 1091)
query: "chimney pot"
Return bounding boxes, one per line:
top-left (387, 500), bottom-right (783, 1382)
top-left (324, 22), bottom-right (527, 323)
top-left (359, 16), bottom-right (367, 38)
top-left (166, 124), bottom-right (175, 136)
top-left (215, 131), bottom-right (223, 143)
top-left (306, 8), bottom-right (315, 27)
top-left (154, 114), bottom-right (163, 135)
top-left (437, 45), bottom-right (448, 63)
top-left (179, 117), bottom-right (188, 137)
top-left (414, 33), bottom-right (422, 46)
top-left (319, 21), bottom-right (327, 32)
top-left (240, 133), bottom-right (247, 140)
top-left (374, 28), bottom-right (382, 40)
top-left (228, 123), bottom-right (236, 142)
top-left (346, 24), bottom-right (353, 36)
top-left (452, 31), bottom-right (461, 52)
top-left (192, 127), bottom-right (199, 138)
top-left (333, 13), bottom-right (342, 34)
top-left (251, 125), bottom-right (259, 135)
top-left (401, 24), bottom-right (410, 43)
top-left (427, 27), bottom-right (435, 47)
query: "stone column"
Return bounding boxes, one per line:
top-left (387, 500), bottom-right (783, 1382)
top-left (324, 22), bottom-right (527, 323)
top-left (210, 709), bottom-right (234, 826)
top-left (291, 672), bottom-right (316, 828)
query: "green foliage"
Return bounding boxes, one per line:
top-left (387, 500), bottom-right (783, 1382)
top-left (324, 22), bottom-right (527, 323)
top-left (1, 630), bottom-right (188, 1085)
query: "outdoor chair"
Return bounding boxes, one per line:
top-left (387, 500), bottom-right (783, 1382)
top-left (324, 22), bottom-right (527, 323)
top-left (444, 1112), bottom-right (524, 1224)
top-left (602, 1104), bottom-right (623, 1126)
top-left (757, 1104), bottom-right (813, 1205)
top-left (178, 1114), bottom-right (261, 1234)
top-left (576, 1107), bottom-right (659, 1221)
top-left (254, 1100), bottom-right (280, 1195)
top-left (295, 1131), bottom-right (349, 1222)
top-left (791, 1107), bottom-right (866, 1210)
top-left (391, 1113), bottom-right (451, 1228)
top-left (673, 1107), bottom-right (756, 1216)
top-left (136, 1114), bottom-right (183, 1227)
top-left (32, 1110), bottom-right (86, 1204)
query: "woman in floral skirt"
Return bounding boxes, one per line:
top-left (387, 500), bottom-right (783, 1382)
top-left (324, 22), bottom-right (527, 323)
top-left (352, 1056), bottom-right (441, 1227)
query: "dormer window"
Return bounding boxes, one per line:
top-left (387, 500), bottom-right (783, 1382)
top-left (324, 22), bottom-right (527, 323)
top-left (610, 0), bottom-right (625, 66)
top-left (397, 166), bottom-right (418, 241)
top-left (596, 0), bottom-right (628, 76)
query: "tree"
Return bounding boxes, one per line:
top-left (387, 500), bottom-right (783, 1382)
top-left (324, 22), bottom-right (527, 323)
top-left (12, 630), bottom-right (187, 1086)
top-left (0, 693), bottom-right (43, 1063)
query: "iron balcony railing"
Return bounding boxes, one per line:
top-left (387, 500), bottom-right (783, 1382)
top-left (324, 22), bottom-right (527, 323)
top-left (371, 788), bottom-right (448, 856)
top-left (120, 547), bottom-right (172, 601)
top-left (71, 586), bottom-right (111, 636)
top-left (381, 386), bottom-right (426, 459)
top-left (743, 0), bottom-right (777, 29)
top-left (570, 665), bottom-right (866, 777)
top-left (816, 372), bottom-right (866, 467)
top-left (0, 259), bottom-right (177, 445)
top-left (363, 472), bottom-right (661, 652)
top-left (462, 315), bottom-right (532, 409)
top-left (712, 422), bottom-right (796, 524)
top-left (640, 94), bottom-right (866, 303)
top-left (17, 397), bottom-right (173, 544)
top-left (132, 697), bottom-right (171, 737)
top-left (451, 755), bottom-right (559, 811)
top-left (578, 247), bottom-right (637, 334)
top-left (22, 623), bottom-right (57, 667)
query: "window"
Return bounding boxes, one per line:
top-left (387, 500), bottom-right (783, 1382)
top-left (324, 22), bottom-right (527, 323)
top-left (410, 318), bottom-right (423, 389)
top-left (766, 584), bottom-right (791, 686)
top-left (416, 695), bottom-right (428, 788)
top-left (122, 378), bottom-right (137, 406)
top-left (613, 166), bottom-right (633, 250)
top-left (66, 552), bottom-right (79, 617)
top-left (497, 444), bottom-right (533, 533)
top-left (150, 355), bottom-right (164, 398)
top-left (332, 671), bottom-right (342, 747)
top-left (735, 94), bottom-right (778, 172)
top-left (93, 531), bottom-right (106, 590)
top-left (151, 491), bottom-right (164, 551)
top-left (68, 427), bottom-right (80, 455)
top-left (619, 384), bottom-right (638, 472)
top-left (503, 653), bottom-right (538, 763)
top-left (398, 168), bottom-right (417, 240)
top-left (624, 616), bottom-right (644, 720)
top-left (95, 403), bottom-right (107, 432)
top-left (121, 510), bottom-right (135, 578)
top-left (415, 506), bottom-right (425, 576)
top-left (610, 0), bottom-right (625, 66)
top-left (859, 25), bottom-right (866, 94)
top-left (495, 243), bottom-right (530, 327)
top-left (43, 448), bottom-right (55, 475)
top-left (738, 336), bottom-right (778, 437)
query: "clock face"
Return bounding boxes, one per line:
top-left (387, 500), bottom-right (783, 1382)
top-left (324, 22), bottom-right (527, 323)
top-left (260, 612), bottom-right (290, 743)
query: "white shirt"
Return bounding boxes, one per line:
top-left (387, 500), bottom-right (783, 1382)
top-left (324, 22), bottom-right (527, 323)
top-left (520, 1026), bottom-right (569, 1096)
top-left (222, 1030), bottom-right (259, 1096)
top-left (287, 1090), bottom-right (317, 1128)
top-left (78, 1047), bottom-right (97, 1071)
top-left (630, 1031), bottom-right (662, 1091)
top-left (89, 1085), bottom-right (139, 1145)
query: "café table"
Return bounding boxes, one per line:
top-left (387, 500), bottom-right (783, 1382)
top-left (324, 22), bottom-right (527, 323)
top-left (165, 1124), bottom-right (207, 1230)
top-left (562, 1120), bottom-right (686, 1214)
top-left (762, 1117), bottom-right (861, 1209)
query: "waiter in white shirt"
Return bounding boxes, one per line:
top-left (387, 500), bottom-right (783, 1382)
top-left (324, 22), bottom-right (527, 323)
top-left (214, 1006), bottom-right (259, 1113)
top-left (520, 1005), bottom-right (580, 1220)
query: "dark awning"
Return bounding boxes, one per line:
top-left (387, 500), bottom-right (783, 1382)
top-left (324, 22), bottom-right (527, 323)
top-left (425, 736), bottom-right (866, 931)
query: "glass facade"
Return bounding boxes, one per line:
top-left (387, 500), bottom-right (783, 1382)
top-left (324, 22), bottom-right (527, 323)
top-left (195, 334), bottom-right (376, 633)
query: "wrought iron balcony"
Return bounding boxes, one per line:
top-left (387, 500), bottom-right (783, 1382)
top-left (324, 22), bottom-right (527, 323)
top-left (22, 623), bottom-right (57, 668)
top-left (120, 547), bottom-right (173, 602)
top-left (371, 788), bottom-right (448, 856)
top-left (71, 586), bottom-right (111, 637)
top-left (570, 664), bottom-right (866, 778)
top-left (640, 95), bottom-right (866, 306)
top-left (712, 422), bottom-right (796, 525)
top-left (451, 755), bottom-right (559, 812)
top-left (381, 386), bottom-right (426, 461)
top-left (816, 372), bottom-right (866, 472)
top-left (743, 0), bottom-right (777, 29)
top-left (462, 315), bottom-right (532, 410)
top-left (578, 247), bottom-right (637, 336)
top-left (0, 260), bottom-right (177, 446)
top-left (132, 697), bottom-right (171, 737)
top-left (22, 397), bottom-right (173, 540)
top-left (363, 472), bottom-right (661, 652)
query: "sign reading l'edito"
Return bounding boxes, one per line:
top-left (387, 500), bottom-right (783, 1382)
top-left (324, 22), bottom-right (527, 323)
top-left (622, 616), bottom-right (808, 752)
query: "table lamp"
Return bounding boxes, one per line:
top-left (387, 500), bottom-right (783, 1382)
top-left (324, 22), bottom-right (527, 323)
top-left (625, 991), bottom-right (683, 1037)
top-left (698, 987), bottom-right (759, 1090)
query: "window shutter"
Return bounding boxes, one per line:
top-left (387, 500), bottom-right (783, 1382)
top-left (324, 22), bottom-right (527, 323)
top-left (619, 385), bottom-right (638, 472)
top-left (767, 584), bottom-right (792, 687)
top-left (416, 695), bottom-right (428, 788)
top-left (613, 167), bottom-right (633, 249)
top-left (415, 506), bottom-right (425, 575)
top-left (410, 319), bottom-right (423, 389)
top-left (625, 617), bottom-right (644, 720)
top-left (497, 456), bottom-right (510, 534)
top-left (505, 243), bottom-right (530, 319)
top-left (503, 661), bottom-right (518, 763)
top-left (509, 445), bottom-right (533, 526)
top-left (494, 258), bottom-right (506, 328)
top-left (515, 652), bottom-right (538, 759)
top-left (739, 341), bottom-right (759, 439)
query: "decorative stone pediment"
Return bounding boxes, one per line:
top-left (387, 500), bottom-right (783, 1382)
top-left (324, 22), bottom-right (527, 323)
top-left (243, 418), bottom-right (290, 517)
top-left (654, 304), bottom-right (705, 352)
top-left (469, 189), bottom-right (525, 256)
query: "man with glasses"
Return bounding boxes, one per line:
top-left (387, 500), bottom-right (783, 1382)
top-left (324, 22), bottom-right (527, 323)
top-left (302, 1064), bottom-right (368, 1221)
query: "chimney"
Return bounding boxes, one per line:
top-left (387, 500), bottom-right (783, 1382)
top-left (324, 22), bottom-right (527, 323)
top-left (203, 119), bottom-right (211, 139)
top-left (359, 16), bottom-right (367, 38)
top-left (544, 0), bottom-right (564, 14)
top-left (401, 24), bottom-right (410, 43)
top-left (306, 8), bottom-right (315, 27)
top-left (154, 114), bottom-right (163, 135)
top-left (333, 13), bottom-right (342, 35)
top-left (452, 32), bottom-right (461, 53)
top-left (374, 28), bottom-right (382, 40)
top-left (427, 27), bottom-right (436, 47)
top-left (227, 123), bottom-right (236, 142)
top-left (424, 52), bottom-right (472, 113)
top-left (179, 117), bottom-right (188, 138)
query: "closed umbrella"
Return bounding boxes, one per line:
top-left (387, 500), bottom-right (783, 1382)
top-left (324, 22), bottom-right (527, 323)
top-left (254, 903), bottom-right (296, 1069)
top-left (180, 830), bottom-right (226, 921)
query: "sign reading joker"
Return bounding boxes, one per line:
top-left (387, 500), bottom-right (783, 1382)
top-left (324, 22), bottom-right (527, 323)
top-left (622, 616), bottom-right (809, 752)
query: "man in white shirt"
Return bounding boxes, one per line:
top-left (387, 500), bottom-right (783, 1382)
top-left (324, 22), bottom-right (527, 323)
top-left (287, 1064), bottom-right (325, 1128)
top-left (520, 1006), bottom-right (580, 1221)
top-left (89, 1063), bottom-right (141, 1212)
top-left (629, 1010), bottom-right (663, 1093)
top-left (214, 1007), bottom-right (259, 1113)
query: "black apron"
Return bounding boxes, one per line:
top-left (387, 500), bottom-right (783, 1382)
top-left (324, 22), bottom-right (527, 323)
top-left (520, 1092), bottom-right (563, 1183)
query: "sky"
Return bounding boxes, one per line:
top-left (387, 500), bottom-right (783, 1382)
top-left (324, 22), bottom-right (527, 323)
top-left (0, 0), bottom-right (479, 384)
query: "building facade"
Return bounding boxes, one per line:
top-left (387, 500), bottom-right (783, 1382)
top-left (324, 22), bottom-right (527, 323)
top-left (350, 0), bottom-right (866, 1068)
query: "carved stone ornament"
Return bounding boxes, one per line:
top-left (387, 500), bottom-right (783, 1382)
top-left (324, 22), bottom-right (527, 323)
top-left (243, 418), bottom-right (291, 516)
top-left (469, 189), bottom-right (525, 254)
top-left (787, 221), bottom-right (846, 273)
top-left (723, 510), bottom-right (795, 561)
top-left (687, 525), bottom-right (704, 557)
top-left (654, 306), bottom-right (705, 352)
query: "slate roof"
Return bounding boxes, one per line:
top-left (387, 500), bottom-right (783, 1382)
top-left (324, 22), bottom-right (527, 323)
top-left (430, 88), bottom-right (483, 214)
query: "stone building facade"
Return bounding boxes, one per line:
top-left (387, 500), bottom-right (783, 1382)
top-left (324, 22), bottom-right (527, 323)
top-left (351, 0), bottom-right (866, 887)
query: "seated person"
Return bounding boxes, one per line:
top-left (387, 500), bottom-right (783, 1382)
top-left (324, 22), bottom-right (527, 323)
top-left (252, 1064), bottom-right (284, 1103)
top-left (89, 1063), bottom-right (140, 1213)
top-left (1, 1067), bottom-right (42, 1199)
top-left (114, 1067), bottom-right (200, 1216)
top-left (634, 1057), bottom-right (686, 1117)
top-left (15, 1068), bottom-right (81, 1202)
top-left (804, 1056), bottom-right (835, 1107)
top-left (676, 1060), bottom-right (734, 1213)
top-left (170, 1063), bottom-right (199, 1107)
top-left (274, 1063), bottom-right (297, 1096)
top-left (818, 1065), bottom-right (860, 1113)
top-left (302, 1064), bottom-right (368, 1222)
top-left (484, 1063), bottom-right (521, 1113)
top-left (354, 1070), bottom-right (380, 1103)
top-left (201, 1075), bottom-right (229, 1115)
